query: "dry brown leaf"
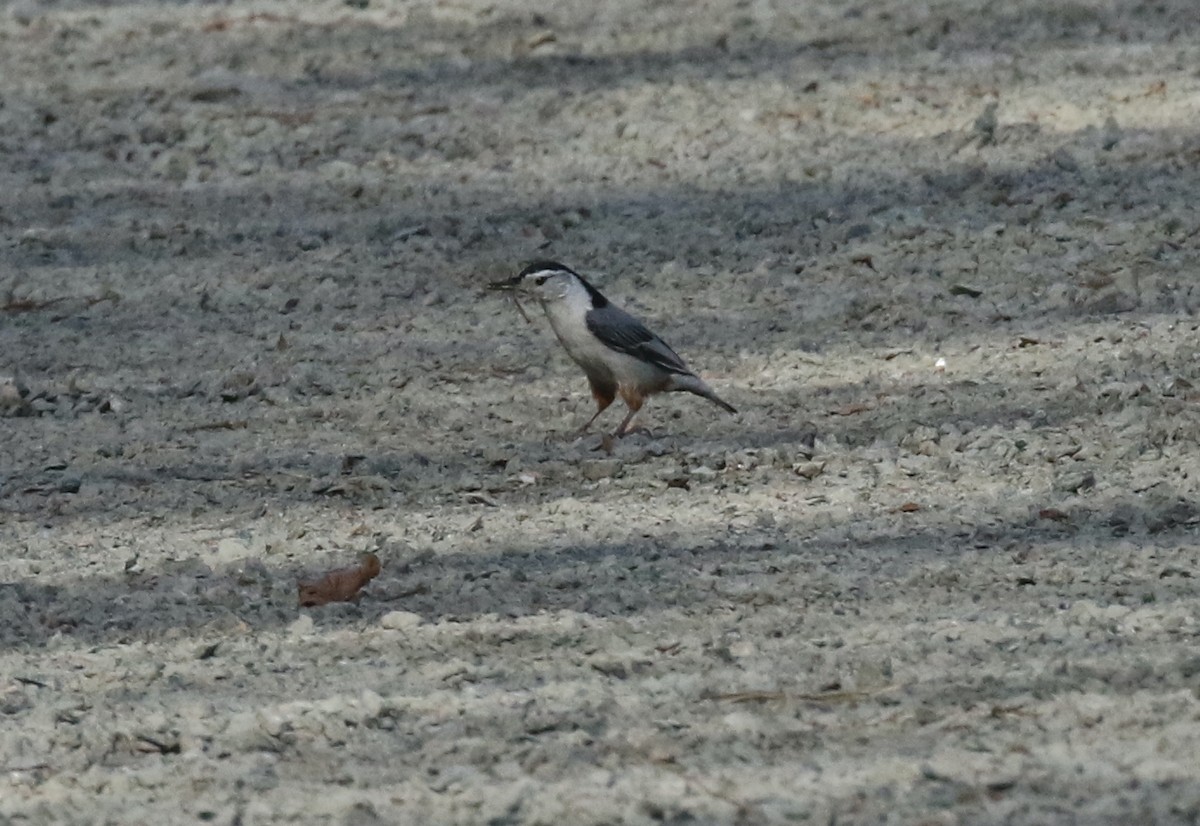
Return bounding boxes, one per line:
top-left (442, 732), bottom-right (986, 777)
top-left (1037, 508), bottom-right (1070, 522)
top-left (897, 502), bottom-right (922, 513)
top-left (831, 402), bottom-right (871, 416)
top-left (298, 553), bottom-right (381, 607)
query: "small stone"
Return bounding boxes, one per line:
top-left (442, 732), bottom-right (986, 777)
top-left (728, 640), bottom-right (756, 658)
top-left (241, 763), bottom-right (280, 793)
top-left (221, 711), bottom-right (264, 750)
top-left (588, 654), bottom-right (629, 678)
top-left (1051, 147), bottom-right (1079, 172)
top-left (1178, 656), bottom-right (1200, 679)
top-left (214, 538), bottom-right (251, 564)
top-left (1054, 469), bottom-right (1095, 494)
top-left (1146, 500), bottom-right (1198, 534)
top-left (380, 610), bottom-right (422, 631)
top-left (98, 396), bottom-right (125, 414)
top-left (342, 802), bottom-right (385, 826)
top-left (972, 101), bottom-right (998, 144)
top-left (57, 476), bottom-right (82, 494)
top-left (844, 222), bottom-right (872, 240)
top-left (288, 614), bottom-right (315, 636)
top-left (457, 475), bottom-right (482, 492)
top-left (0, 380), bottom-right (30, 416)
top-left (1083, 290), bottom-right (1137, 315)
top-left (721, 710), bottom-right (765, 735)
top-left (726, 450), bottom-right (760, 470)
top-left (482, 446), bottom-right (511, 466)
top-left (1101, 114), bottom-right (1121, 150)
top-left (359, 690), bottom-right (384, 718)
top-left (1108, 503), bottom-right (1138, 535)
top-left (219, 371), bottom-right (259, 402)
top-left (793, 461), bottom-right (826, 480)
top-left (581, 459), bottom-right (622, 481)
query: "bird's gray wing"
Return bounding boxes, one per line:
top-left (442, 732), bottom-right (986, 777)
top-left (585, 305), bottom-right (692, 376)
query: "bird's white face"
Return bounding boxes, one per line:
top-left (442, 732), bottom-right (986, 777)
top-left (490, 261), bottom-right (599, 320)
top-left (515, 264), bottom-right (583, 305)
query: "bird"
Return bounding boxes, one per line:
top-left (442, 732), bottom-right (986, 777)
top-left (490, 260), bottom-right (736, 437)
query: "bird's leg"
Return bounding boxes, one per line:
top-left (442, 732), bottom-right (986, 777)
top-left (612, 395), bottom-right (645, 438)
top-left (575, 405), bottom-right (609, 438)
top-left (577, 380), bottom-right (615, 438)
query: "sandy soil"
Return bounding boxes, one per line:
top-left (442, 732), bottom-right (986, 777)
top-left (3, 1), bottom-right (1200, 823)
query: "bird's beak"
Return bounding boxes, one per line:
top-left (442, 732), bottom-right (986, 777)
top-left (487, 275), bottom-right (521, 292)
top-left (490, 275), bottom-right (534, 323)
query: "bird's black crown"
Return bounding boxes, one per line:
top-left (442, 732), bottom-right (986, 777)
top-left (518, 260), bottom-right (608, 308)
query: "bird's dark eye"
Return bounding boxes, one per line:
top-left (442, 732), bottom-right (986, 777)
top-left (535, 275), bottom-right (549, 285)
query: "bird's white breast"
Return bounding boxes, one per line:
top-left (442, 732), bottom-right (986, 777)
top-left (542, 293), bottom-right (610, 373)
top-left (540, 292), bottom-right (665, 390)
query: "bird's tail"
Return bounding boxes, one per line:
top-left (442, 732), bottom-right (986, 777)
top-left (673, 374), bottom-right (737, 414)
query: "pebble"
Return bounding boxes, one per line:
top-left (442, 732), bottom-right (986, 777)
top-left (214, 537), bottom-right (252, 564)
top-left (0, 380), bottom-right (28, 416)
top-left (288, 614), bottom-right (315, 636)
top-left (581, 459), bottom-right (622, 481)
top-left (793, 461), bottom-right (826, 480)
top-left (1054, 469), bottom-right (1096, 493)
top-left (379, 610), bottom-right (423, 631)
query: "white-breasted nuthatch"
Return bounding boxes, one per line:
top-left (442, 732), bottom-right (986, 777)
top-left (491, 260), bottom-right (737, 437)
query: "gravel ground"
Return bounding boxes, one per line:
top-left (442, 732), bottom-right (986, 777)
top-left (3, 1), bottom-right (1200, 823)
